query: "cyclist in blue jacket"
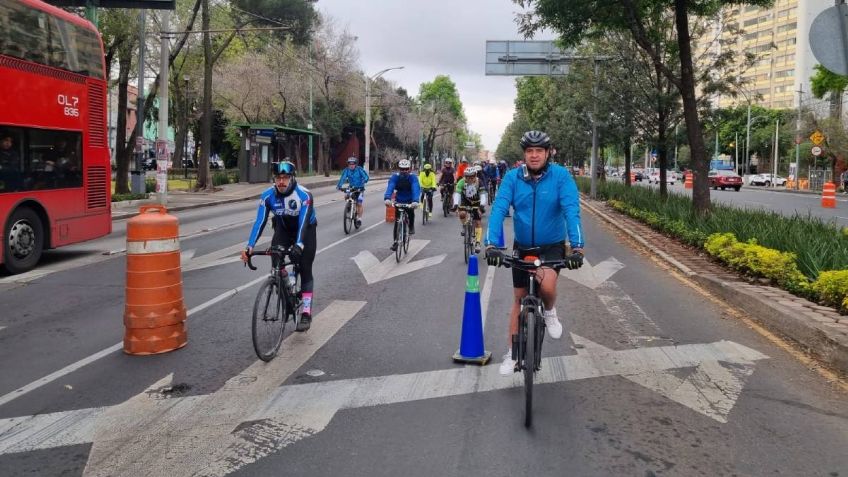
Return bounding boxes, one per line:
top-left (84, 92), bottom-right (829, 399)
top-left (484, 131), bottom-right (585, 375)
top-left (384, 159), bottom-right (421, 251)
top-left (241, 161), bottom-right (318, 331)
top-left (337, 156), bottom-right (370, 227)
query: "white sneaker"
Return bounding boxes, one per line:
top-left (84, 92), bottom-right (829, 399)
top-left (544, 311), bottom-right (563, 339)
top-left (499, 350), bottom-right (517, 375)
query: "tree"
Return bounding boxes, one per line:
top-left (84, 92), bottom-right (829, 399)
top-left (810, 64), bottom-right (848, 120)
top-left (417, 75), bottom-right (467, 161)
top-left (514, 0), bottom-right (772, 215)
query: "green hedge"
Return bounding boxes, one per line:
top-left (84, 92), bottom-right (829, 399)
top-left (578, 178), bottom-right (848, 278)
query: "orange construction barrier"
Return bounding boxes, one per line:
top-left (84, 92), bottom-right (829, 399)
top-left (124, 205), bottom-right (187, 355)
top-left (386, 191), bottom-right (397, 222)
top-left (822, 182), bottom-right (837, 208)
top-left (684, 172), bottom-right (693, 189)
top-left (629, 172), bottom-right (635, 182)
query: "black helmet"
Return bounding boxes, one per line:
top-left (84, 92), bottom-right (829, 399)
top-left (520, 130), bottom-right (551, 150)
top-left (274, 160), bottom-right (296, 176)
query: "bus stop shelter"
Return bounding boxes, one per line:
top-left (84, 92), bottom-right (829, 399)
top-left (234, 123), bottom-right (321, 184)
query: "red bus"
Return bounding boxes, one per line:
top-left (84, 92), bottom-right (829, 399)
top-left (0, 0), bottom-right (111, 274)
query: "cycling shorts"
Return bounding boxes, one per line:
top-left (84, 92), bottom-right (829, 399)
top-left (347, 189), bottom-right (365, 204)
top-left (511, 241), bottom-right (566, 289)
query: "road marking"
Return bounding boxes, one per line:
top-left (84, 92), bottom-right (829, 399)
top-left (351, 239), bottom-right (446, 284)
top-left (480, 264), bottom-right (496, 328)
top-left (316, 220), bottom-right (383, 254)
top-left (0, 326), bottom-right (5, 332)
top-left (594, 280), bottom-right (673, 348)
top-left (0, 221), bottom-right (377, 407)
top-left (181, 238), bottom-right (270, 272)
top-left (81, 300), bottom-right (366, 477)
top-left (560, 257), bottom-right (624, 289)
top-left (0, 336), bottom-right (767, 465)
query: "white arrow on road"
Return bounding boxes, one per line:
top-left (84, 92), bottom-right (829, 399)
top-left (352, 239), bottom-right (446, 284)
top-left (0, 336), bottom-right (767, 474)
top-left (560, 257), bottom-right (625, 289)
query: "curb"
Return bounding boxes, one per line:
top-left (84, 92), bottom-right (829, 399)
top-left (580, 197), bottom-right (848, 373)
top-left (111, 176), bottom-right (390, 221)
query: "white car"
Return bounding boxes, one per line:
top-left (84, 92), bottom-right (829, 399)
top-left (750, 174), bottom-right (787, 186)
top-left (648, 170), bottom-right (677, 185)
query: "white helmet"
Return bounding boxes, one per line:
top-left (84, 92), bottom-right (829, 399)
top-left (444, 158), bottom-right (453, 165)
top-left (398, 159), bottom-right (411, 169)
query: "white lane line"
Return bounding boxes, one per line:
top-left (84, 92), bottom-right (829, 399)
top-left (316, 220), bottom-right (384, 254)
top-left (480, 264), bottom-right (496, 328)
top-left (0, 220), bottom-right (383, 408)
top-left (0, 326), bottom-right (6, 332)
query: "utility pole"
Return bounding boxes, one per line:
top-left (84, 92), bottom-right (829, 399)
top-left (156, 10), bottom-right (170, 204)
top-left (773, 118), bottom-right (780, 185)
top-left (589, 58), bottom-right (600, 199)
top-left (745, 103), bottom-right (752, 176)
top-left (795, 85), bottom-right (803, 190)
top-left (307, 44), bottom-right (314, 175)
top-left (131, 9), bottom-right (147, 195)
top-left (734, 131), bottom-right (739, 173)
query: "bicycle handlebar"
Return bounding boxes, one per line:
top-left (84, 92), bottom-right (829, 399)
top-left (390, 203), bottom-right (415, 209)
top-left (342, 187), bottom-right (364, 193)
top-left (245, 245), bottom-right (291, 271)
top-left (487, 250), bottom-right (579, 271)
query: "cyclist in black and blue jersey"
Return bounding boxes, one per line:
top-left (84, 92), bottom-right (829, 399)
top-left (384, 159), bottom-right (420, 251)
top-left (241, 161), bottom-right (318, 331)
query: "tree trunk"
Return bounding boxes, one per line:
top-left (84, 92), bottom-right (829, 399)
top-left (114, 50), bottom-right (133, 194)
top-left (624, 137), bottom-right (632, 187)
top-left (198, 0), bottom-right (212, 190)
top-left (674, 0), bottom-right (710, 214)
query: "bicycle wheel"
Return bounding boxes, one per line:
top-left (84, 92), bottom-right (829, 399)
top-left (422, 198), bottom-right (429, 225)
top-left (463, 222), bottom-right (472, 264)
top-left (522, 308), bottom-right (535, 427)
top-left (395, 215), bottom-right (404, 262)
top-left (343, 201), bottom-right (353, 235)
top-left (252, 277), bottom-right (286, 361)
top-left (402, 215), bottom-right (411, 253)
top-left (443, 192), bottom-right (450, 217)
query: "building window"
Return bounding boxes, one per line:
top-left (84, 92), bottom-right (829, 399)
top-left (774, 69), bottom-right (794, 78)
top-left (777, 22), bottom-right (797, 34)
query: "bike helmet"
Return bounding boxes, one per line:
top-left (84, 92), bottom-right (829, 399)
top-left (463, 167), bottom-right (477, 177)
top-left (346, 157), bottom-right (358, 165)
top-left (460, 158), bottom-right (468, 164)
top-left (423, 163), bottom-right (432, 170)
top-left (520, 130), bottom-right (551, 150)
top-left (398, 159), bottom-right (411, 170)
top-left (444, 158), bottom-right (453, 165)
top-left (274, 160), bottom-right (296, 176)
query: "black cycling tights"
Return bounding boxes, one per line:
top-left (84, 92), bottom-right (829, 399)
top-left (272, 224), bottom-right (317, 293)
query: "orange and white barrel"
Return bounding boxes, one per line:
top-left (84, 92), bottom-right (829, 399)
top-left (124, 205), bottom-right (187, 355)
top-left (822, 182), bottom-right (837, 208)
top-left (684, 173), bottom-right (694, 189)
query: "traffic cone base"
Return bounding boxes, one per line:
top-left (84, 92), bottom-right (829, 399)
top-left (453, 255), bottom-right (491, 365)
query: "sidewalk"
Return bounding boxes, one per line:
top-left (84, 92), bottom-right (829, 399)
top-left (111, 173), bottom-right (390, 220)
top-left (581, 197), bottom-right (848, 374)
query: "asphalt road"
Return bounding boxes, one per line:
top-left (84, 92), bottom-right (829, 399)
top-left (635, 179), bottom-right (848, 228)
top-left (0, 183), bottom-right (846, 476)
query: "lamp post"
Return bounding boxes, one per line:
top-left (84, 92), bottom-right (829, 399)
top-left (364, 66), bottom-right (404, 174)
top-left (183, 75), bottom-right (190, 180)
top-left (746, 114), bottom-right (770, 178)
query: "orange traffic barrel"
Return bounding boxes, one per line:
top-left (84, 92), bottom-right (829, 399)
top-left (385, 191), bottom-right (397, 222)
top-left (684, 172), bottom-right (694, 189)
top-left (822, 182), bottom-right (837, 208)
top-left (629, 172), bottom-right (635, 182)
top-left (124, 205), bottom-right (187, 355)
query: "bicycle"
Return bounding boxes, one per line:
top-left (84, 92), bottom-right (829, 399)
top-left (341, 187), bottom-right (363, 235)
top-left (246, 246), bottom-right (303, 361)
top-left (391, 203), bottom-right (413, 262)
top-left (489, 251), bottom-right (575, 427)
top-left (440, 184), bottom-right (454, 217)
top-left (488, 178), bottom-right (498, 200)
top-left (456, 205), bottom-right (478, 264)
top-left (421, 188), bottom-right (435, 225)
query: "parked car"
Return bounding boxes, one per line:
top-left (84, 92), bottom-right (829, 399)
top-left (708, 169), bottom-right (743, 191)
top-left (749, 173), bottom-right (787, 187)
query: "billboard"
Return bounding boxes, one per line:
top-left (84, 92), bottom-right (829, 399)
top-left (485, 40), bottom-right (573, 76)
top-left (45, 0), bottom-right (175, 9)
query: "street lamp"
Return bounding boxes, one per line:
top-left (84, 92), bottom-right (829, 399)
top-left (364, 66), bottom-right (404, 174)
top-left (183, 75), bottom-right (190, 180)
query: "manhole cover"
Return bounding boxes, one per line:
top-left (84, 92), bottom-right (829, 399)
top-left (306, 369), bottom-right (325, 377)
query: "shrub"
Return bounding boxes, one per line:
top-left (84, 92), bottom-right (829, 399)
top-left (811, 270), bottom-right (848, 312)
top-left (111, 192), bottom-right (148, 202)
top-left (212, 171), bottom-right (230, 186)
top-left (704, 233), bottom-right (810, 294)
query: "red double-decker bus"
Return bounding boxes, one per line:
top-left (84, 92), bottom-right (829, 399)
top-left (0, 0), bottom-right (111, 274)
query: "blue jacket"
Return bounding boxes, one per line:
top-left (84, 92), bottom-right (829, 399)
top-left (247, 184), bottom-right (317, 248)
top-left (337, 166), bottom-right (369, 189)
top-left (384, 172), bottom-right (421, 204)
top-left (486, 164), bottom-right (584, 249)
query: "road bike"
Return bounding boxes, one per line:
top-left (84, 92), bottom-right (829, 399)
top-left (456, 206), bottom-right (478, 264)
top-left (341, 187), bottom-right (363, 235)
top-left (487, 178), bottom-right (499, 201)
top-left (421, 188), bottom-right (435, 225)
top-left (391, 203), bottom-right (414, 263)
top-left (489, 251), bottom-right (575, 427)
top-left (246, 246), bottom-right (303, 361)
top-left (440, 184), bottom-right (454, 217)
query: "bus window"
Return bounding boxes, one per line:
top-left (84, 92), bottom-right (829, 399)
top-left (0, 126), bottom-right (82, 192)
top-left (0, 128), bottom-right (24, 192)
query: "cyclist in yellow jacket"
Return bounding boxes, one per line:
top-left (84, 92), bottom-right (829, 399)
top-left (418, 163), bottom-right (438, 219)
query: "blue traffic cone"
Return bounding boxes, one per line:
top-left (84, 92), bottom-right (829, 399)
top-left (453, 255), bottom-right (492, 365)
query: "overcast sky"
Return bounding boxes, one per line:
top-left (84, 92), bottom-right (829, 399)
top-left (315, 0), bottom-right (555, 151)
